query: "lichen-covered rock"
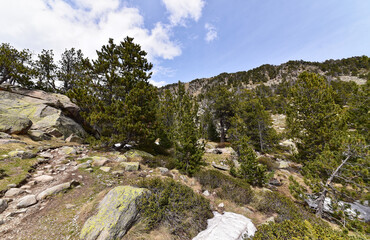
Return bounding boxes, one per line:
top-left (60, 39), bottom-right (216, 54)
top-left (80, 186), bottom-right (149, 240)
top-left (121, 162), bottom-right (140, 171)
top-left (8, 150), bottom-right (36, 159)
top-left (0, 88), bottom-right (87, 139)
top-left (124, 150), bottom-right (153, 161)
top-left (0, 114), bottom-right (32, 134)
top-left (59, 146), bottom-right (77, 155)
top-left (114, 155), bottom-right (127, 162)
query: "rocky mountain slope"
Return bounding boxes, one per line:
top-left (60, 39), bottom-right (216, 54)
top-left (163, 56), bottom-right (369, 96)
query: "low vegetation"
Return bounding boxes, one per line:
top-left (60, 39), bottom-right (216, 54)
top-left (136, 178), bottom-right (212, 239)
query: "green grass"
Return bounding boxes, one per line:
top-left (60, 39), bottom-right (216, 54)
top-left (0, 157), bottom-right (38, 191)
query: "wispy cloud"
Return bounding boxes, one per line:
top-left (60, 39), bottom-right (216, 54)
top-left (205, 23), bottom-right (218, 43)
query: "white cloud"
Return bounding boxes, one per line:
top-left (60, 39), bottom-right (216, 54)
top-left (0, 0), bottom-right (181, 62)
top-left (205, 23), bottom-right (217, 43)
top-left (162, 0), bottom-right (205, 26)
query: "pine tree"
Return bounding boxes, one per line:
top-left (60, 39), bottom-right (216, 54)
top-left (207, 84), bottom-right (235, 142)
top-left (229, 90), bottom-right (277, 152)
top-left (287, 72), bottom-right (343, 162)
top-left (58, 48), bottom-right (89, 93)
top-left (0, 43), bottom-right (34, 88)
top-left (35, 49), bottom-right (57, 92)
top-left (68, 37), bottom-right (157, 146)
top-left (172, 82), bottom-right (204, 176)
top-left (230, 136), bottom-right (268, 187)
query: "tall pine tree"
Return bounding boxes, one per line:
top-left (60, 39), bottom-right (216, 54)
top-left (68, 37), bottom-right (157, 146)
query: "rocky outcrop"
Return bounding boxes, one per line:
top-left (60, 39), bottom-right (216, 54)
top-left (0, 85), bottom-right (87, 139)
top-left (193, 212), bottom-right (256, 240)
top-left (80, 186), bottom-right (149, 240)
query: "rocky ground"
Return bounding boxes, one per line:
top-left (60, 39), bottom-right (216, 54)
top-left (0, 132), bottom-right (303, 240)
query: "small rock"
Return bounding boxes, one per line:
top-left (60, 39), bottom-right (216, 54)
top-left (180, 175), bottom-right (187, 182)
top-left (34, 175), bottom-right (54, 183)
top-left (7, 184), bottom-right (17, 188)
top-left (28, 181), bottom-right (36, 186)
top-left (0, 219), bottom-right (4, 225)
top-left (112, 170), bottom-right (125, 176)
top-left (78, 175), bottom-right (83, 179)
top-left (212, 163), bottom-right (230, 171)
top-left (39, 152), bottom-right (53, 158)
top-left (100, 167), bottom-right (111, 172)
top-left (17, 195), bottom-right (37, 208)
top-left (37, 158), bottom-right (49, 163)
top-left (114, 155), bottom-right (127, 162)
top-left (28, 130), bottom-right (51, 141)
top-left (76, 162), bottom-right (91, 169)
top-left (0, 199), bottom-right (8, 213)
top-left (218, 202), bottom-right (224, 208)
top-left (8, 150), bottom-right (36, 159)
top-left (57, 165), bottom-right (66, 171)
top-left (6, 209), bottom-right (27, 218)
top-left (65, 134), bottom-right (83, 144)
top-left (158, 167), bottom-right (169, 174)
top-left (5, 188), bottom-right (25, 197)
top-left (276, 160), bottom-right (290, 169)
top-left (92, 156), bottom-right (109, 167)
top-left (86, 168), bottom-right (93, 173)
top-left (121, 162), bottom-right (140, 171)
top-left (263, 216), bottom-right (275, 224)
top-left (269, 178), bottom-right (283, 186)
top-left (60, 146), bottom-right (77, 155)
top-left (203, 190), bottom-right (210, 197)
top-left (65, 204), bottom-right (76, 209)
top-left (0, 132), bottom-right (12, 139)
top-left (20, 185), bottom-right (31, 189)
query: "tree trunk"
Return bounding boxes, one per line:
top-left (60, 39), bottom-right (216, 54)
top-left (220, 118), bottom-right (225, 143)
top-left (316, 155), bottom-right (351, 217)
top-left (316, 188), bottom-right (327, 217)
top-left (258, 121), bottom-right (264, 152)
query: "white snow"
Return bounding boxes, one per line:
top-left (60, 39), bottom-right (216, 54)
top-left (193, 212), bottom-right (256, 240)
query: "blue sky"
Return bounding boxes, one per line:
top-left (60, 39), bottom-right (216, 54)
top-left (0, 0), bottom-right (369, 86)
